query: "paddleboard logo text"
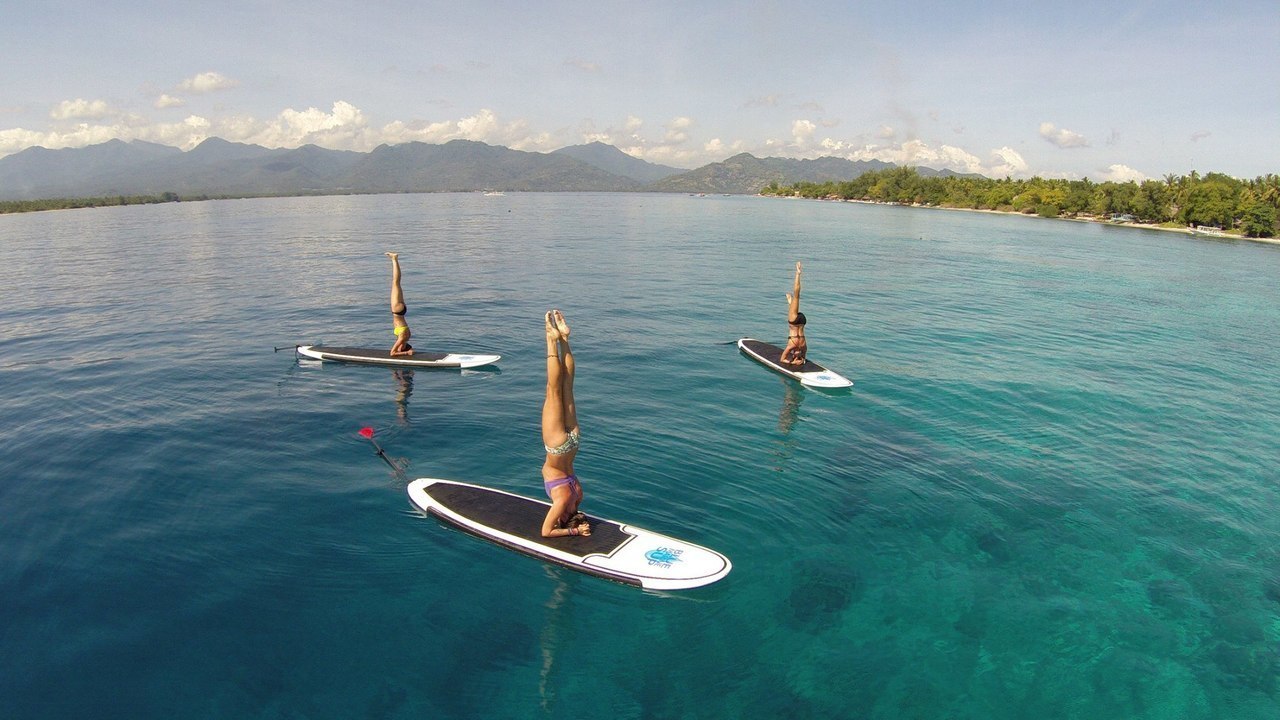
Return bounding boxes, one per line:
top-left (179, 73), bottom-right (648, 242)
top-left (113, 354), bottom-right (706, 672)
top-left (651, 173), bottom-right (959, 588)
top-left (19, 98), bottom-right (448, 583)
top-left (645, 546), bottom-right (683, 568)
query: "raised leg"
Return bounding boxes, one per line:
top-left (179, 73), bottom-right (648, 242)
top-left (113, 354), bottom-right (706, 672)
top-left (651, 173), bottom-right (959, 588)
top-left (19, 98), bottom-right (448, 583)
top-left (787, 260), bottom-right (802, 323)
top-left (553, 310), bottom-right (577, 436)
top-left (542, 312), bottom-right (568, 448)
top-left (387, 252), bottom-right (406, 315)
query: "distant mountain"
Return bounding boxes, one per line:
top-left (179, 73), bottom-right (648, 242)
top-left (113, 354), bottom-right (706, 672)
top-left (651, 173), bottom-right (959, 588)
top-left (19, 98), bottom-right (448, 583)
top-left (0, 139), bottom-right (182, 199)
top-left (0, 137), bottom-right (984, 202)
top-left (347, 140), bottom-right (640, 193)
top-left (551, 142), bottom-right (684, 184)
top-left (0, 138), bottom-right (641, 200)
top-left (646, 153), bottom-right (897, 194)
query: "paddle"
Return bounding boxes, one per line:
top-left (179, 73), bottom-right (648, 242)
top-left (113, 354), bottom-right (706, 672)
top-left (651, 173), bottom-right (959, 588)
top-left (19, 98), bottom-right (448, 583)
top-left (273, 344), bottom-right (300, 352)
top-left (360, 426), bottom-right (395, 467)
top-left (359, 426), bottom-right (407, 478)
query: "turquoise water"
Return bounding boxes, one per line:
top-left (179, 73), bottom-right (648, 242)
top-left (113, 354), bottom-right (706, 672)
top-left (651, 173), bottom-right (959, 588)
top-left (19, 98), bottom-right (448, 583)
top-left (2, 193), bottom-right (1278, 719)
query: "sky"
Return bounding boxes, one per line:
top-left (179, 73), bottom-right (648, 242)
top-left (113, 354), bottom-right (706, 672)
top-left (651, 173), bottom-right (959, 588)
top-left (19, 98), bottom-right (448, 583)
top-left (2, 0), bottom-right (1277, 181)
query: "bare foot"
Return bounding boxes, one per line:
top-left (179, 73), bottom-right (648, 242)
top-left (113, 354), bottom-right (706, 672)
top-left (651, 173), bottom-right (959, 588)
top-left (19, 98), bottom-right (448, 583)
top-left (545, 311), bottom-right (560, 342)
top-left (385, 252), bottom-right (399, 259)
top-left (552, 309), bottom-right (570, 339)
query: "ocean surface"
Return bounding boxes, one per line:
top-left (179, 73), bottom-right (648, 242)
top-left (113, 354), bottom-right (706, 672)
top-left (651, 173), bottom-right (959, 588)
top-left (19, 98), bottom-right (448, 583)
top-left (2, 192), bottom-right (1278, 719)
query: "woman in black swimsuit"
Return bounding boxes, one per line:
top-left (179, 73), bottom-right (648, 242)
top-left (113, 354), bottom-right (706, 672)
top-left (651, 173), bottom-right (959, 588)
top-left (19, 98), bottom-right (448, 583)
top-left (780, 261), bottom-right (807, 366)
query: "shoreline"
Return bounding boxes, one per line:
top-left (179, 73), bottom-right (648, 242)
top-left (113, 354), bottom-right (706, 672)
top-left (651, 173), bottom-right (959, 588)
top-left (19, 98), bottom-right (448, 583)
top-left (778, 195), bottom-right (1280, 248)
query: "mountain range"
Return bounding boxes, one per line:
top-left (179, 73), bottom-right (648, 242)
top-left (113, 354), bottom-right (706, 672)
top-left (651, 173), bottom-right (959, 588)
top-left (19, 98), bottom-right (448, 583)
top-left (0, 137), bottom-right (977, 201)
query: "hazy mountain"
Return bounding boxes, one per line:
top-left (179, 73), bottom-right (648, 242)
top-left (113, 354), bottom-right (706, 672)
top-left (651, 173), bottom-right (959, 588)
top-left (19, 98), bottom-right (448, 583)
top-left (347, 139), bottom-right (640, 193)
top-left (0, 138), bottom-right (641, 200)
top-left (644, 153), bottom-right (981, 194)
top-left (645, 153), bottom-right (898, 194)
top-left (0, 137), bottom-right (982, 202)
top-left (0, 139), bottom-right (182, 199)
top-left (551, 142), bottom-right (684, 184)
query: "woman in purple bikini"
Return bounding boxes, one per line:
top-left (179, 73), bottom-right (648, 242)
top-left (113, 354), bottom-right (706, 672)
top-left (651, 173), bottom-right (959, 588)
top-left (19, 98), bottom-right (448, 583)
top-left (540, 309), bottom-right (590, 538)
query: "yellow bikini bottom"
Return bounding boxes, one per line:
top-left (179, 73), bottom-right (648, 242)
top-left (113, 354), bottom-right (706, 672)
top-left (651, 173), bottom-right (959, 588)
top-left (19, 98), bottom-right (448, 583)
top-left (394, 325), bottom-right (408, 336)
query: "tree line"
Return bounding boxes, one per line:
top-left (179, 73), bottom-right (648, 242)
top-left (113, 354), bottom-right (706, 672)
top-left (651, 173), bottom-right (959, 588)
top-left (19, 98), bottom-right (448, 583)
top-left (0, 192), bottom-right (185, 215)
top-left (761, 169), bottom-right (1280, 238)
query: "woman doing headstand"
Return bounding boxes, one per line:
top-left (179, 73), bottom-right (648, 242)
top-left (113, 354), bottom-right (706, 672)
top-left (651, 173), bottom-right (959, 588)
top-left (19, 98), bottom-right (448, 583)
top-left (780, 261), bottom-right (807, 366)
top-left (541, 309), bottom-right (590, 538)
top-left (386, 252), bottom-right (413, 357)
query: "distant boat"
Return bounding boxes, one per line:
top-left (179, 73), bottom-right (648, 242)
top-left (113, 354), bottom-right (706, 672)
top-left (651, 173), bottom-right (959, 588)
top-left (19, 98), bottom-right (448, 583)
top-left (483, 190), bottom-right (505, 196)
top-left (1191, 225), bottom-right (1228, 237)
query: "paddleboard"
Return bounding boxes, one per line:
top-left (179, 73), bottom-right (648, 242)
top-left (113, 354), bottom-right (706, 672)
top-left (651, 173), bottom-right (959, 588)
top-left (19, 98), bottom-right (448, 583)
top-left (737, 338), bottom-right (852, 388)
top-left (407, 478), bottom-right (732, 590)
top-left (297, 345), bottom-right (499, 369)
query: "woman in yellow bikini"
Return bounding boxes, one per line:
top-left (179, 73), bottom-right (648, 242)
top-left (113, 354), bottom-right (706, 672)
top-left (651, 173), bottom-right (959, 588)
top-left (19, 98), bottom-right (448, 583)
top-left (386, 252), bottom-right (414, 357)
top-left (540, 309), bottom-right (590, 538)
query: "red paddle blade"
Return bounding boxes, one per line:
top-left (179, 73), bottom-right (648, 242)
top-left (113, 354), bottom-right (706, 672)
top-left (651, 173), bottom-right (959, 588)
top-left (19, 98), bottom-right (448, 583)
top-left (358, 427), bottom-right (375, 439)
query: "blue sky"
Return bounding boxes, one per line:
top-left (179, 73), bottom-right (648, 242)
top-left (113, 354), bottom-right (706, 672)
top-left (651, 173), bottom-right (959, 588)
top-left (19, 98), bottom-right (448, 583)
top-left (2, 0), bottom-right (1276, 180)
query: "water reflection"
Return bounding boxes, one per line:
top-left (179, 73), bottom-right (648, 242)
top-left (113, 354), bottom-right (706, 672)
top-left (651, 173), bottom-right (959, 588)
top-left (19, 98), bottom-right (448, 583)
top-left (392, 368), bottom-right (414, 424)
top-left (777, 376), bottom-right (804, 435)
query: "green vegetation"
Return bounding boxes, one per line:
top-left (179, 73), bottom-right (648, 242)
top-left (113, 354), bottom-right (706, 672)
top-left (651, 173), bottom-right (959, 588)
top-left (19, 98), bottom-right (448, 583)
top-left (0, 190), bottom-right (348, 215)
top-left (0, 192), bottom-right (184, 214)
top-left (762, 169), bottom-right (1280, 239)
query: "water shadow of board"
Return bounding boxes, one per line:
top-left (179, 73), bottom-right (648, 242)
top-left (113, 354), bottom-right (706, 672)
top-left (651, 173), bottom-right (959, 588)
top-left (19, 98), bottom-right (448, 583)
top-left (297, 345), bottom-right (500, 369)
top-left (737, 338), bottom-right (852, 388)
top-left (407, 479), bottom-right (731, 590)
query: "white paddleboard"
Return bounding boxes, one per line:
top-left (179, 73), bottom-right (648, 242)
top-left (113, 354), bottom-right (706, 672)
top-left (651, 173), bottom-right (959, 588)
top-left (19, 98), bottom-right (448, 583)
top-left (407, 478), bottom-right (732, 590)
top-left (737, 338), bottom-right (852, 388)
top-left (297, 345), bottom-right (500, 369)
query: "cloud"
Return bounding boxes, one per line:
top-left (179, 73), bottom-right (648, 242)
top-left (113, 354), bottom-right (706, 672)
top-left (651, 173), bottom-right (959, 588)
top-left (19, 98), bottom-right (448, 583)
top-left (1190, 130), bottom-right (1211, 143)
top-left (155, 94), bottom-right (184, 109)
top-left (567, 115), bottom-right (702, 167)
top-left (177, 72), bottom-right (238, 94)
top-left (564, 59), bottom-right (600, 73)
top-left (663, 116), bottom-right (692, 143)
top-left (576, 115), bottom-right (647, 147)
top-left (1039, 122), bottom-right (1089, 149)
top-left (0, 127), bottom-right (58, 155)
top-left (988, 147), bottom-right (1028, 177)
top-left (792, 119), bottom-right (816, 143)
top-left (50, 99), bottom-right (111, 120)
top-left (799, 130), bottom-right (1029, 178)
top-left (0, 123), bottom-right (125, 155)
top-left (380, 108), bottom-right (553, 152)
top-left (1097, 164), bottom-right (1147, 182)
top-left (742, 95), bottom-right (781, 109)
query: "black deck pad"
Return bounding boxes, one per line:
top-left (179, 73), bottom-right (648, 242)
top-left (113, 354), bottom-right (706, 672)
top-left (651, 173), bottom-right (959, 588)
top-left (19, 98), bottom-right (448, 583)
top-left (310, 346), bottom-right (450, 362)
top-left (739, 338), bottom-right (825, 374)
top-left (427, 481), bottom-right (630, 558)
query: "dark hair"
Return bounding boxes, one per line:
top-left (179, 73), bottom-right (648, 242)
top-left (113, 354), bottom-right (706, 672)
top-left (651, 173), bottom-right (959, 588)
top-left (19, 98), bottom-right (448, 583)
top-left (789, 312), bottom-right (807, 327)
